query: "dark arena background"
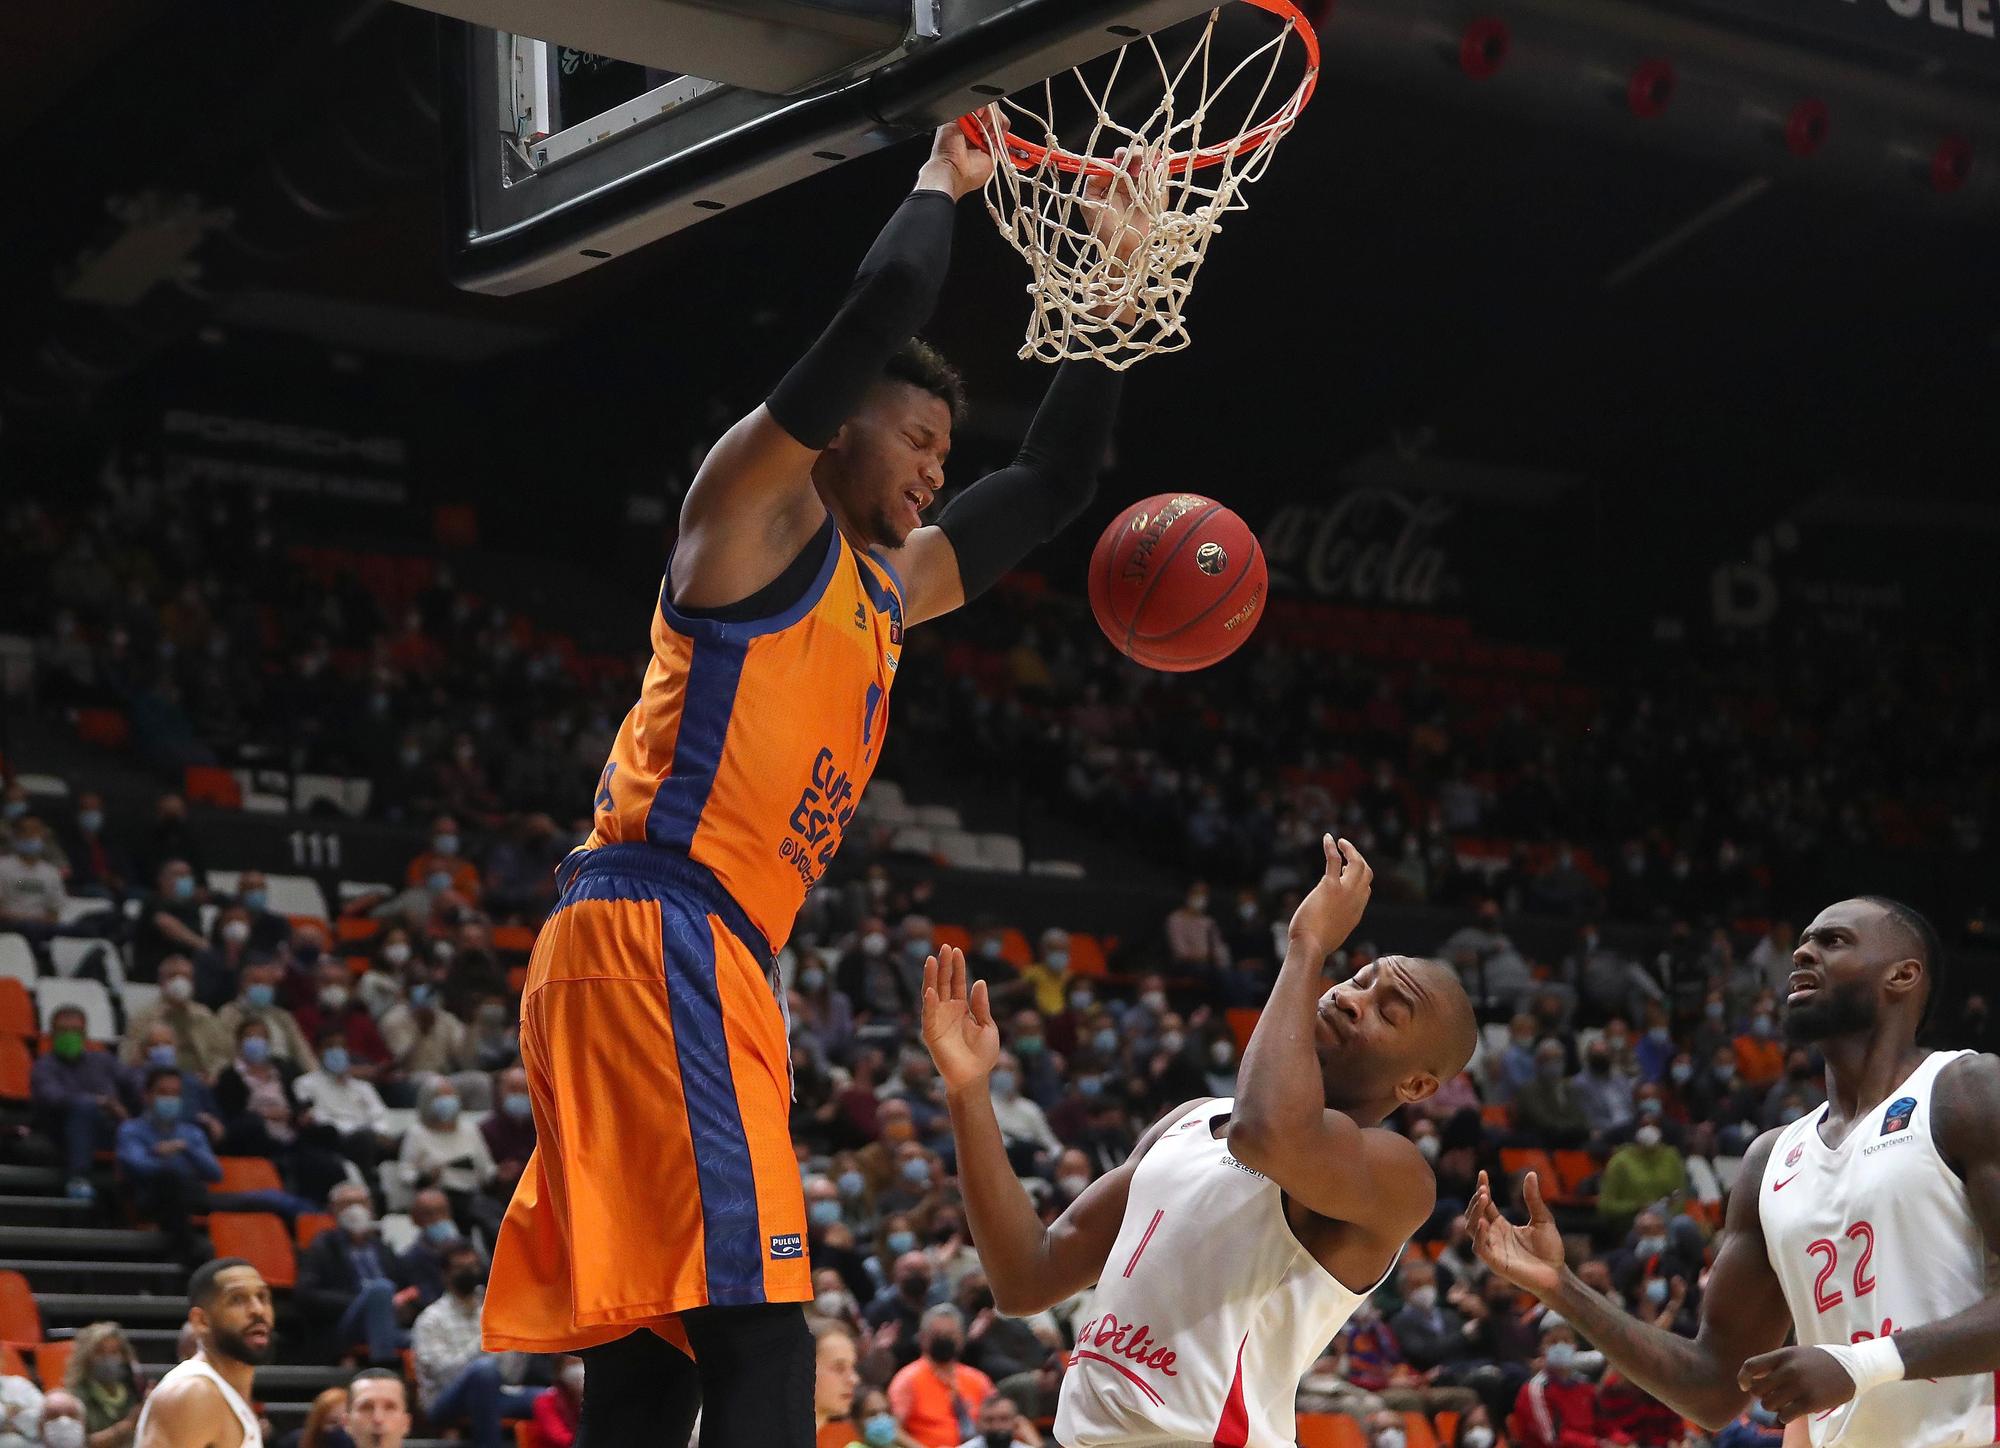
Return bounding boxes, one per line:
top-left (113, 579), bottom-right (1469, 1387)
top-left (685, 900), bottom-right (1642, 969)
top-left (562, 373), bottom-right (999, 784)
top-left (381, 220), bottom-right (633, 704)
top-left (0, 0), bottom-right (1996, 1445)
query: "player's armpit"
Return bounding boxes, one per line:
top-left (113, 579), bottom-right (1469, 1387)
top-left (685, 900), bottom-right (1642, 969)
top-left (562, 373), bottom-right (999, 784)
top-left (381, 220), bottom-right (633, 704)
top-left (1893, 1052), bottom-right (2000, 1380)
top-left (1227, 1109), bottom-right (1434, 1239)
top-left (882, 526), bottom-right (964, 628)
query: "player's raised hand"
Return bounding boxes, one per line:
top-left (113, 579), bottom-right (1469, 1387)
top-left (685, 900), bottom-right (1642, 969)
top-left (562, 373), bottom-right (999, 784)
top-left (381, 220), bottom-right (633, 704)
top-left (1464, 1169), bottom-right (1565, 1298)
top-left (922, 944), bottom-right (1001, 1091)
top-left (1287, 835), bottom-right (1372, 954)
top-left (919, 118), bottom-right (998, 201)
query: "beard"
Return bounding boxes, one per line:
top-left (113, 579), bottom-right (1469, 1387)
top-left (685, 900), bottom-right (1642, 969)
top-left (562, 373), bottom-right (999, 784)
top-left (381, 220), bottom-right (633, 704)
top-left (211, 1324), bottom-right (274, 1366)
top-left (1783, 977), bottom-right (1877, 1044)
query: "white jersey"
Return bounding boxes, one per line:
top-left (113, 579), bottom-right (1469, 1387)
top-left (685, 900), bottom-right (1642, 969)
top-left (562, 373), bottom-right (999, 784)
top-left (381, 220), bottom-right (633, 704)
top-left (1055, 1098), bottom-right (1396, 1448)
top-left (135, 1352), bottom-right (262, 1448)
top-left (1759, 1049), bottom-right (2000, 1448)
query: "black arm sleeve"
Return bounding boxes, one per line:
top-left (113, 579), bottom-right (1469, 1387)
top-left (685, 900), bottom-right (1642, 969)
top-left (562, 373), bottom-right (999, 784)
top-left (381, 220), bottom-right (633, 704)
top-left (765, 189), bottom-right (957, 450)
top-left (936, 360), bottom-right (1124, 601)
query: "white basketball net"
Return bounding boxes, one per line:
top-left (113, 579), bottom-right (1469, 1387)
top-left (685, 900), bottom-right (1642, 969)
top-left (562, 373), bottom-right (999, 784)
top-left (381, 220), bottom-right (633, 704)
top-left (973, 5), bottom-right (1317, 369)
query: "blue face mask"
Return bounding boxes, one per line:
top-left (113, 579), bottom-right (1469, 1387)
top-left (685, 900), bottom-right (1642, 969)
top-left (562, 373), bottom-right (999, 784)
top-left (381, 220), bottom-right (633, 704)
top-left (504, 1092), bottom-right (533, 1120)
top-left (427, 870), bottom-right (455, 894)
top-left (78, 809), bottom-right (104, 834)
top-left (809, 1200), bottom-right (843, 1227)
top-left (886, 1230), bottom-right (917, 1255)
top-left (429, 1097), bottom-right (461, 1124)
top-left (243, 889), bottom-right (268, 912)
top-left (410, 983), bottom-right (436, 1008)
top-left (1093, 1029), bottom-right (1119, 1055)
top-left (424, 1219), bottom-right (459, 1245)
top-left (800, 968), bottom-right (826, 992)
top-left (433, 834), bottom-right (460, 857)
top-left (1643, 1277), bottom-right (1670, 1307)
top-left (152, 1096), bottom-right (183, 1122)
top-left (989, 1071), bottom-right (1017, 1097)
top-left (322, 1048), bottom-right (351, 1076)
top-left (16, 839), bottom-right (42, 858)
top-left (242, 1037), bottom-right (272, 1065)
top-left (1078, 1075), bottom-right (1102, 1099)
top-left (2, 800), bottom-right (25, 821)
top-left (837, 1170), bottom-right (865, 1198)
top-left (245, 983), bottom-right (276, 1010)
top-left (901, 1158), bottom-right (931, 1186)
top-left (172, 875), bottom-right (196, 902)
top-left (147, 1045), bottom-right (178, 1069)
top-left (863, 1413), bottom-right (900, 1447)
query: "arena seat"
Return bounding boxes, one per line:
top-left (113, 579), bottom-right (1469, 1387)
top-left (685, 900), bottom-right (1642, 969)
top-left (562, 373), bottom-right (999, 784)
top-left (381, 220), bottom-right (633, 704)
top-left (889, 825), bottom-right (935, 857)
top-left (0, 1037), bottom-right (30, 1101)
top-left (492, 925), bottom-right (538, 955)
top-left (933, 829), bottom-right (983, 869)
top-left (1499, 1148), bottom-right (1567, 1201)
top-left (1026, 859), bottom-right (1086, 879)
top-left (0, 1271), bottom-right (39, 1352)
top-left (0, 979), bottom-right (33, 1037)
top-left (1297, 1413), bottom-right (1366, 1448)
top-left (183, 765), bottom-right (243, 809)
top-left (912, 803), bottom-right (962, 830)
top-left (1225, 1008), bottom-right (1261, 1052)
top-left (0, 1344), bottom-right (22, 1379)
top-left (1401, 1410), bottom-right (1439, 1448)
top-left (1553, 1149), bottom-right (1601, 1200)
top-left (1480, 1103), bottom-right (1514, 1130)
top-left (295, 1213), bottom-right (336, 1250)
top-left (34, 1341), bottom-right (72, 1388)
top-left (33, 978), bottom-right (116, 1040)
top-left (118, 981), bottom-right (160, 1025)
top-left (997, 928), bottom-right (1032, 967)
top-left (1432, 1409), bottom-right (1459, 1445)
top-left (973, 833), bottom-right (1025, 872)
top-left (48, 937), bottom-right (123, 989)
top-left (0, 936), bottom-right (37, 989)
top-left (265, 875), bottom-right (330, 920)
top-left (506, 967), bottom-right (528, 995)
top-left (209, 1213), bottom-right (297, 1289)
top-left (56, 898), bottom-right (111, 927)
top-left (1065, 933), bottom-right (1107, 976)
top-left (932, 924), bottom-right (973, 955)
top-left (216, 1158), bottom-right (286, 1195)
top-left (336, 917), bottom-right (382, 944)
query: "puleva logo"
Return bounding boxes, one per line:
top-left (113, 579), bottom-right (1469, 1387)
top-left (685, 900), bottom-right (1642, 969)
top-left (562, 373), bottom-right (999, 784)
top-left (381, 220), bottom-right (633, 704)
top-left (770, 1233), bottom-right (804, 1259)
top-left (1881, 1096), bottom-right (1918, 1135)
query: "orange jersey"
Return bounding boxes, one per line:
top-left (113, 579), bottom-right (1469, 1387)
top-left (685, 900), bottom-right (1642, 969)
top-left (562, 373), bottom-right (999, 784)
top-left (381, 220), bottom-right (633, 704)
top-left (588, 518), bottom-right (905, 951)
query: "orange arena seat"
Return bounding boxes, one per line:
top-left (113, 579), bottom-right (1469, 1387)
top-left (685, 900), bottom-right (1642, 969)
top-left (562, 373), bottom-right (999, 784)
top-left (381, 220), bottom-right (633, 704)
top-left (492, 925), bottom-right (538, 954)
top-left (1225, 1008), bottom-right (1262, 1052)
top-left (1553, 1149), bottom-right (1601, 1198)
top-left (296, 1212), bottom-right (336, 1249)
top-left (336, 917), bottom-right (381, 943)
top-left (215, 1157), bottom-right (285, 1195)
top-left (1065, 933), bottom-right (1108, 976)
top-left (0, 1344), bottom-right (23, 1379)
top-left (1298, 1413), bottom-right (1366, 1448)
top-left (0, 979), bottom-right (33, 1038)
top-left (1401, 1410), bottom-right (1439, 1448)
top-left (0, 1037), bottom-right (30, 1102)
top-left (183, 765), bottom-right (243, 809)
top-left (0, 1271), bottom-right (41, 1348)
top-left (209, 1213), bottom-right (297, 1290)
top-left (34, 1341), bottom-right (73, 1389)
top-left (1433, 1410), bottom-right (1460, 1445)
top-left (932, 924), bottom-right (973, 955)
top-left (998, 928), bottom-right (1032, 967)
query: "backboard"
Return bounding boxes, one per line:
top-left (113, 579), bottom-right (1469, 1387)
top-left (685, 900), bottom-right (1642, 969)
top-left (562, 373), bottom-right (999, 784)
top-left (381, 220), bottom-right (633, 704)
top-left (423, 0), bottom-right (1232, 293)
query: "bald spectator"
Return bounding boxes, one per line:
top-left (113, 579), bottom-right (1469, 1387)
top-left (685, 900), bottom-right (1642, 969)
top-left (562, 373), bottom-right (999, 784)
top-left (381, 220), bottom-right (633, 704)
top-left (480, 1068), bottom-right (536, 1199)
top-left (35, 1391), bottom-right (82, 1448)
top-left (0, 1360), bottom-right (42, 1447)
top-left (396, 1190), bottom-right (460, 1311)
top-left (403, 817), bottom-right (480, 900)
top-left (0, 819), bottom-right (66, 931)
top-left (345, 1369), bottom-right (412, 1448)
top-left (888, 1306), bottom-right (992, 1448)
top-left (119, 956), bottom-right (232, 1076)
top-left (32, 1005), bottom-right (131, 1201)
top-left (134, 859), bottom-right (210, 981)
top-left (298, 1183), bottom-right (419, 1363)
top-left (865, 1251), bottom-right (936, 1371)
top-left (217, 961), bottom-right (317, 1070)
top-left (378, 980), bottom-right (473, 1077)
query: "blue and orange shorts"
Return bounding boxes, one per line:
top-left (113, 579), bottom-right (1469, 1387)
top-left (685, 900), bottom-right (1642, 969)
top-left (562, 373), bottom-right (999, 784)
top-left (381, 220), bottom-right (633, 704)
top-left (482, 844), bottom-right (809, 1354)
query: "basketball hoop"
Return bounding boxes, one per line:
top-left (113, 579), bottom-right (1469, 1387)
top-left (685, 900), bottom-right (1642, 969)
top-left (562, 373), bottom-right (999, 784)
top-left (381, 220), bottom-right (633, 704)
top-left (959, 0), bottom-right (1319, 369)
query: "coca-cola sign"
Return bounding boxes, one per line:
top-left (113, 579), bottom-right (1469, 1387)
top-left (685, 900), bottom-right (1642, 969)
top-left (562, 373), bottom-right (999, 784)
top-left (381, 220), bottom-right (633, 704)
top-left (1260, 487), bottom-right (1457, 605)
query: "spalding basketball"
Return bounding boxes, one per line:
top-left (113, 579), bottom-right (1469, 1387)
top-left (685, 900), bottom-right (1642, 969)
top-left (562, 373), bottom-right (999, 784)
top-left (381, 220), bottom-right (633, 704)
top-left (1088, 493), bottom-right (1267, 672)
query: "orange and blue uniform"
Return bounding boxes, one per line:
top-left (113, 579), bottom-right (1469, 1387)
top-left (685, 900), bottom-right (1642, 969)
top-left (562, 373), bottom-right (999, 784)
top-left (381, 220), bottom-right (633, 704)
top-left (484, 517), bottom-right (905, 1353)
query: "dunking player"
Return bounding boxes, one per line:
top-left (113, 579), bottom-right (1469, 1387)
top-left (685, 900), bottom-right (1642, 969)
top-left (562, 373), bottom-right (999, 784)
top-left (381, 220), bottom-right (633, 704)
top-left (1468, 896), bottom-right (2000, 1447)
top-left (925, 838), bottom-right (1479, 1446)
top-left (136, 1258), bottom-right (273, 1448)
top-left (482, 123), bottom-right (1133, 1446)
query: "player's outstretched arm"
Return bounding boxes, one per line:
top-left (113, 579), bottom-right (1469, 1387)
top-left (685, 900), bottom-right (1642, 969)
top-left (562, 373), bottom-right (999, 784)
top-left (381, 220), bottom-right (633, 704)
top-left (1227, 837), bottom-right (1433, 1243)
top-left (672, 125), bottom-right (989, 611)
top-left (924, 945), bottom-right (1193, 1315)
top-left (1466, 1132), bottom-right (1794, 1431)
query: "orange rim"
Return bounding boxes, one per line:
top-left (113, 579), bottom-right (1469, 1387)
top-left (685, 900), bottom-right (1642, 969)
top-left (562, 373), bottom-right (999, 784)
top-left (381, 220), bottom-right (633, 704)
top-left (955, 0), bottom-right (1319, 179)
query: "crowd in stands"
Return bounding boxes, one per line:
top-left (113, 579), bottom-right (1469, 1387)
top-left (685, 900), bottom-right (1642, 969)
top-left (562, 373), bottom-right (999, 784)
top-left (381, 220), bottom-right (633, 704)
top-left (3, 475), bottom-right (1993, 1447)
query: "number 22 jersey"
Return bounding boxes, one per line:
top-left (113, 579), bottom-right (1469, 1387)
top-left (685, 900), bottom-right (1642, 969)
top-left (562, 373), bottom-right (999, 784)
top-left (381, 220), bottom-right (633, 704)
top-left (1759, 1048), bottom-right (2000, 1448)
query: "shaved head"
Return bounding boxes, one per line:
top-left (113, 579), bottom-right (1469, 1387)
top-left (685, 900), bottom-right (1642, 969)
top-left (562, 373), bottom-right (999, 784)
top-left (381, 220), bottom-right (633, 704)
top-left (1413, 958), bottom-right (1480, 1080)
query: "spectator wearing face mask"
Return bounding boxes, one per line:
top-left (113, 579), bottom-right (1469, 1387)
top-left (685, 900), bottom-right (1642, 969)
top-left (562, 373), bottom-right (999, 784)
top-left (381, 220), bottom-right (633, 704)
top-left (1490, 1016), bottom-right (1541, 1104)
top-left (1607, 1208), bottom-right (1688, 1299)
top-left (294, 1030), bottom-right (393, 1178)
top-left (1569, 1041), bottom-right (1636, 1143)
top-left (1004, 1012), bottom-right (1062, 1109)
top-left (0, 819), bottom-right (66, 932)
top-left (394, 1081), bottom-right (494, 1228)
top-left (964, 927), bottom-right (1032, 1012)
top-left (1448, 1404), bottom-right (1498, 1448)
top-left (952, 1391), bottom-right (1041, 1448)
top-left (985, 1054), bottom-right (1061, 1178)
top-left (217, 962), bottom-right (318, 1070)
top-left (356, 931), bottom-right (417, 1020)
top-left (1686, 1046), bottom-right (1762, 1148)
top-left (1165, 883), bottom-right (1229, 971)
top-left (1759, 1048), bottom-right (1826, 1128)
top-left (60, 792), bottom-right (130, 899)
top-left (123, 1023), bottom-right (222, 1139)
top-left (1510, 1339), bottom-right (1612, 1448)
top-left (293, 963), bottom-right (391, 1078)
top-left (298, 1183), bottom-right (421, 1363)
top-left (888, 1306), bottom-right (993, 1448)
top-left (1383, 1262), bottom-right (1484, 1414)
top-left (846, 1388), bottom-right (923, 1448)
top-left (794, 951), bottom-right (856, 1058)
top-left (32, 1006), bottom-right (133, 1201)
top-left (842, 918), bottom-right (919, 1021)
top-left (397, 1190), bottom-right (463, 1310)
top-left (35, 1389), bottom-right (87, 1448)
top-left (65, 1321), bottom-right (147, 1447)
top-left (404, 816), bottom-right (481, 900)
top-left (953, 1273), bottom-right (1046, 1385)
top-left (1515, 1041), bottom-right (1590, 1148)
top-left (481, 1067), bottom-right (537, 1200)
top-left (1359, 1408), bottom-right (1412, 1448)
top-left (119, 955), bottom-right (231, 1076)
top-left (412, 1245), bottom-right (532, 1448)
top-left (134, 859), bottom-right (210, 982)
top-left (1731, 1006), bottom-right (1786, 1088)
top-left (529, 1356), bottom-right (585, 1448)
top-left (228, 870), bottom-right (293, 954)
top-left (1595, 1119), bottom-right (1685, 1232)
top-left (864, 1251), bottom-right (935, 1370)
top-left (811, 1321), bottom-right (862, 1448)
top-left (204, 906), bottom-right (260, 1008)
top-left (378, 977), bottom-right (473, 1077)
top-left (1017, 931), bottom-right (1072, 1017)
top-left (118, 1067), bottom-right (223, 1261)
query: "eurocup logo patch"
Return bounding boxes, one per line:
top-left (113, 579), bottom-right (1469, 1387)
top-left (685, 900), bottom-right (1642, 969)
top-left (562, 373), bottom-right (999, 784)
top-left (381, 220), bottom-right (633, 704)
top-left (770, 1233), bottom-right (804, 1259)
top-left (1785, 1144), bottom-right (1803, 1169)
top-left (1881, 1096), bottom-right (1918, 1135)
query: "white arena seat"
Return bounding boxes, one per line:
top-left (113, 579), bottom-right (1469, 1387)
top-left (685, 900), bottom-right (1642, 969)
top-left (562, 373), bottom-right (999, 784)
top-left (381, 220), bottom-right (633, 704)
top-left (49, 937), bottom-right (124, 989)
top-left (889, 826), bottom-right (936, 857)
top-left (17, 774), bottom-right (71, 798)
top-left (34, 977), bottom-right (117, 1040)
top-left (0, 935), bottom-right (38, 988)
top-left (867, 779), bottom-right (905, 810)
top-left (974, 833), bottom-right (1025, 872)
top-left (207, 870), bottom-right (242, 895)
top-left (119, 981), bottom-right (161, 1024)
top-left (912, 803), bottom-right (962, 830)
top-left (1027, 860), bottom-right (1087, 880)
top-left (265, 875), bottom-right (330, 920)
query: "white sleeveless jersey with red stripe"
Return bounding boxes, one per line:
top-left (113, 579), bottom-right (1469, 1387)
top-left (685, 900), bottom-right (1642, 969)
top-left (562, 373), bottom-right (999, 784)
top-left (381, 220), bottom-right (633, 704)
top-left (1758, 1049), bottom-right (2000, 1448)
top-left (1054, 1097), bottom-right (1397, 1448)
